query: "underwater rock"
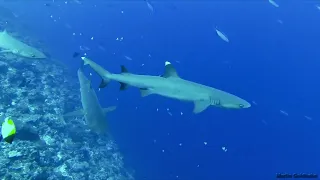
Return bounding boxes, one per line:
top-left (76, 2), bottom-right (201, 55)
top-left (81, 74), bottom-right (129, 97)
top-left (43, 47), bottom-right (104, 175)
top-left (0, 45), bottom-right (134, 179)
top-left (0, 60), bottom-right (9, 74)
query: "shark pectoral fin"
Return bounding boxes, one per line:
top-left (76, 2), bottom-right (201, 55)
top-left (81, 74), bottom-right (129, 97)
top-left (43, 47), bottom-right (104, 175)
top-left (140, 88), bottom-right (153, 97)
top-left (193, 100), bottom-right (211, 114)
top-left (119, 82), bottom-right (129, 90)
top-left (103, 106), bottom-right (117, 113)
top-left (162, 61), bottom-right (179, 78)
top-left (99, 79), bottom-right (109, 88)
top-left (63, 109), bottom-right (84, 117)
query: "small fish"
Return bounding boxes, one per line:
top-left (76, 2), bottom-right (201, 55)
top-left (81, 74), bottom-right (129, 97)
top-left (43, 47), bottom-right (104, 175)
top-left (269, 0), bottom-right (279, 8)
top-left (261, 119), bottom-right (268, 125)
top-left (304, 116), bottom-right (312, 121)
top-left (79, 45), bottom-right (90, 51)
top-left (98, 45), bottom-right (106, 52)
top-left (145, 0), bottom-right (154, 13)
top-left (279, 110), bottom-right (288, 116)
top-left (277, 19), bottom-right (283, 24)
top-left (64, 23), bottom-right (72, 29)
top-left (215, 27), bottom-right (229, 42)
top-left (0, 116), bottom-right (16, 144)
top-left (124, 55), bottom-right (132, 61)
top-left (73, 0), bottom-right (82, 4)
top-left (222, 146), bottom-right (227, 152)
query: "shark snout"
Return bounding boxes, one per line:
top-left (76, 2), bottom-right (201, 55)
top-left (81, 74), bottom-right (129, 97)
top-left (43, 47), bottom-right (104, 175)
top-left (221, 102), bottom-right (251, 109)
top-left (31, 52), bottom-right (47, 59)
top-left (20, 50), bottom-right (47, 59)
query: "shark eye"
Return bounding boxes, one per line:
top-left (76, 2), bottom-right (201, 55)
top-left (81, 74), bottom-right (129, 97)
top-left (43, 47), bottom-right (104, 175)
top-left (239, 104), bottom-right (244, 108)
top-left (31, 54), bottom-right (35, 57)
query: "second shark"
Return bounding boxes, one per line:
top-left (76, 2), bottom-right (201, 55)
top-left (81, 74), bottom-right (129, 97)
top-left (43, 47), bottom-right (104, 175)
top-left (64, 67), bottom-right (116, 133)
top-left (0, 30), bottom-right (46, 59)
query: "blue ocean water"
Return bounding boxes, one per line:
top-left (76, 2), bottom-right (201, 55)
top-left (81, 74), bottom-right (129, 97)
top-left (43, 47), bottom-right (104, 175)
top-left (3, 1), bottom-right (320, 179)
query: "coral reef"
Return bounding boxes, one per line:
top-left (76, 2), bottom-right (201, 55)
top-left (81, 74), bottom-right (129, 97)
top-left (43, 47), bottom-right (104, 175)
top-left (0, 41), bottom-right (134, 179)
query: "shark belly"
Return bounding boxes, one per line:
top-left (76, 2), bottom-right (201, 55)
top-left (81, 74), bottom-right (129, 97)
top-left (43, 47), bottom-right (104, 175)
top-left (64, 68), bottom-right (117, 134)
top-left (80, 87), bottom-right (105, 128)
top-left (150, 78), bottom-right (216, 113)
top-left (151, 78), bottom-right (210, 102)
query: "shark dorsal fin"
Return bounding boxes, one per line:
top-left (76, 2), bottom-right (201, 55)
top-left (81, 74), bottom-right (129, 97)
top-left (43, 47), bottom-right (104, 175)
top-left (162, 61), bottom-right (179, 78)
top-left (121, 65), bottom-right (129, 73)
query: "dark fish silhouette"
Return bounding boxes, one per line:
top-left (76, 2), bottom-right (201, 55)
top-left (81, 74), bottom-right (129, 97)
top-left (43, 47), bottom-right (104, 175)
top-left (73, 52), bottom-right (80, 58)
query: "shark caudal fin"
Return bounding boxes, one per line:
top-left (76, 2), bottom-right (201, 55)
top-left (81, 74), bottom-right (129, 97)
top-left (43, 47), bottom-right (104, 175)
top-left (119, 65), bottom-right (129, 91)
top-left (80, 56), bottom-right (111, 89)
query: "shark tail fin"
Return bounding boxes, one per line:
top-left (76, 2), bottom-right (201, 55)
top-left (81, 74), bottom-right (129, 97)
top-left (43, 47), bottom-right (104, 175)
top-left (80, 56), bottom-right (111, 89)
top-left (99, 67), bottom-right (112, 89)
top-left (98, 70), bottom-right (111, 89)
top-left (118, 65), bottom-right (130, 90)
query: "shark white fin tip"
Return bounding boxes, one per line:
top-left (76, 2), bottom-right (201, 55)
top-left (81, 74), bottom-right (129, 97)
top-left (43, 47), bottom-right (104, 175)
top-left (81, 56), bottom-right (86, 60)
top-left (162, 61), bottom-right (178, 78)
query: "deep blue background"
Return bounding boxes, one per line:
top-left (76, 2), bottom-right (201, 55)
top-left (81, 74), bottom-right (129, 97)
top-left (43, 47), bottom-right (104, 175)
top-left (3, 1), bottom-right (320, 180)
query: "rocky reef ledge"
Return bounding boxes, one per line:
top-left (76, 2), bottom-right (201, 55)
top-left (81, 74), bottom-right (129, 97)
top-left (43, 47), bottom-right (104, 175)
top-left (0, 57), bottom-right (134, 180)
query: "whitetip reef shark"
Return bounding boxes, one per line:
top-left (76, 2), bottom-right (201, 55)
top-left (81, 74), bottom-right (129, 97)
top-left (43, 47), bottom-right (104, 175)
top-left (81, 56), bottom-right (251, 113)
top-left (0, 30), bottom-right (46, 59)
top-left (64, 67), bottom-right (116, 133)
